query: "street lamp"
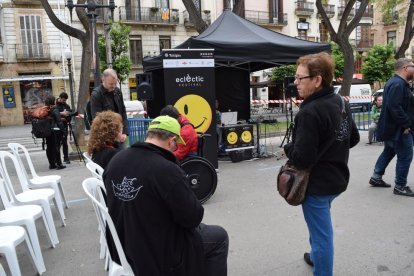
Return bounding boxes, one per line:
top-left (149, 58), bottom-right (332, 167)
top-left (66, 0), bottom-right (116, 86)
top-left (64, 48), bottom-right (75, 111)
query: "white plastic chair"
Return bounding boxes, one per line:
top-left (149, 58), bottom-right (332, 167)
top-left (83, 152), bottom-right (93, 163)
top-left (0, 263), bottom-right (6, 276)
top-left (8, 143), bottom-right (68, 221)
top-left (86, 161), bottom-right (104, 181)
top-left (82, 178), bottom-right (134, 276)
top-left (0, 180), bottom-right (52, 274)
top-left (0, 225), bottom-right (43, 276)
top-left (0, 151), bottom-right (60, 245)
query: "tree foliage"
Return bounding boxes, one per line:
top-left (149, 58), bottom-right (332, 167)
top-left (331, 42), bottom-right (344, 80)
top-left (98, 23), bottom-right (132, 87)
top-left (361, 44), bottom-right (395, 87)
top-left (270, 65), bottom-right (296, 83)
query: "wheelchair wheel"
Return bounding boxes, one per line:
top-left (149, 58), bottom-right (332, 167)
top-left (180, 156), bottom-right (217, 204)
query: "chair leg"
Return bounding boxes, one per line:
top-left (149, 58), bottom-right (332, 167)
top-left (25, 221), bottom-right (46, 273)
top-left (41, 203), bottom-right (59, 245)
top-left (0, 263), bottom-right (6, 276)
top-left (2, 248), bottom-right (22, 276)
top-left (52, 197), bottom-right (66, 227)
top-left (40, 211), bottom-right (56, 248)
top-left (99, 230), bottom-right (106, 259)
top-left (22, 232), bottom-right (44, 275)
top-left (58, 182), bottom-right (69, 209)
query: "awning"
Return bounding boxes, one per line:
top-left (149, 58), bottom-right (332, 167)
top-left (0, 75), bottom-right (69, 82)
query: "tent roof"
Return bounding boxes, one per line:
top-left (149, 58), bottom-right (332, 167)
top-left (143, 10), bottom-right (330, 72)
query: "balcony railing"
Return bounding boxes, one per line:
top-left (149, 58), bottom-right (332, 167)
top-left (382, 11), bottom-right (398, 25)
top-left (355, 39), bottom-right (373, 51)
top-left (362, 6), bottom-right (373, 19)
top-left (318, 4), bottom-right (335, 18)
top-left (245, 10), bottom-right (287, 26)
top-left (119, 7), bottom-right (179, 24)
top-left (295, 1), bottom-right (314, 16)
top-left (15, 43), bottom-right (49, 60)
top-left (338, 6), bottom-right (355, 20)
top-left (183, 10), bottom-right (211, 27)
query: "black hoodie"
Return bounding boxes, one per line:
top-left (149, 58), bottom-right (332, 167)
top-left (103, 142), bottom-right (205, 276)
top-left (284, 86), bottom-right (360, 195)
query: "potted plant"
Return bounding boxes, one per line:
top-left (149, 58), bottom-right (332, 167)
top-left (150, 7), bottom-right (159, 13)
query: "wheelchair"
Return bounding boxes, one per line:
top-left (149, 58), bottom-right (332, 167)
top-left (180, 133), bottom-right (218, 204)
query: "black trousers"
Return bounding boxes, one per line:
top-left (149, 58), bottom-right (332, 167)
top-left (45, 130), bottom-right (63, 166)
top-left (62, 126), bottom-right (69, 160)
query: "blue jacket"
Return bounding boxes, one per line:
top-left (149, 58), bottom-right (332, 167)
top-left (377, 74), bottom-right (412, 141)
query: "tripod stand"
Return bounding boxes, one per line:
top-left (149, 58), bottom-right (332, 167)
top-left (280, 97), bottom-right (295, 148)
top-left (67, 121), bottom-right (85, 164)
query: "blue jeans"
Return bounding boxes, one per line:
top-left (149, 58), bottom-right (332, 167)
top-left (373, 132), bottom-right (413, 188)
top-left (197, 223), bottom-right (229, 276)
top-left (302, 194), bottom-right (338, 276)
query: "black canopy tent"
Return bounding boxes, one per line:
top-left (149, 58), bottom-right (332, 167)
top-left (143, 10), bottom-right (330, 119)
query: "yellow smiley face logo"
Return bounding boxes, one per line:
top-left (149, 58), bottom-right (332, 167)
top-left (226, 131), bottom-right (238, 145)
top-left (241, 130), bottom-right (252, 143)
top-left (174, 94), bottom-right (212, 133)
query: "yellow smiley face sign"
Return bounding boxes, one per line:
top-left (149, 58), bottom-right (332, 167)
top-left (241, 130), bottom-right (252, 143)
top-left (226, 131), bottom-right (238, 145)
top-left (174, 94), bottom-right (212, 133)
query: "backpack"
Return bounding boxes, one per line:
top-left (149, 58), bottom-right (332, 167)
top-left (31, 106), bottom-right (52, 139)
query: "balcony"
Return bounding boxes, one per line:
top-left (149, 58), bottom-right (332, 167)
top-left (338, 6), bottom-right (355, 20)
top-left (183, 10), bottom-right (211, 28)
top-left (119, 7), bottom-right (179, 25)
top-left (318, 4), bottom-right (335, 18)
top-left (245, 10), bottom-right (287, 26)
top-left (362, 6), bottom-right (373, 20)
top-left (355, 39), bottom-right (373, 52)
top-left (15, 43), bottom-right (50, 61)
top-left (295, 1), bottom-right (314, 16)
top-left (382, 11), bottom-right (399, 26)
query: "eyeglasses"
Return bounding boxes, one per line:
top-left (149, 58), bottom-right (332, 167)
top-left (294, 75), bottom-right (313, 82)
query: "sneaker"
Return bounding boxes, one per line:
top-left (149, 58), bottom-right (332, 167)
top-left (49, 165), bottom-right (57, 170)
top-left (369, 177), bottom-right (391, 188)
top-left (393, 186), bottom-right (414, 197)
top-left (303, 252), bottom-right (314, 267)
top-left (64, 159), bottom-right (71, 164)
top-left (366, 142), bottom-right (372, 145)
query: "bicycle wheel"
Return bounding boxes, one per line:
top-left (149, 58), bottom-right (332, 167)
top-left (180, 156), bottom-right (217, 204)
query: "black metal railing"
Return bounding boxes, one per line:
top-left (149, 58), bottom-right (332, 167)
top-left (119, 7), bottom-right (179, 24)
top-left (15, 43), bottom-right (49, 60)
top-left (320, 4), bottom-right (335, 17)
top-left (338, 6), bottom-right (355, 19)
top-left (356, 39), bottom-right (373, 50)
top-left (183, 10), bottom-right (211, 26)
top-left (244, 10), bottom-right (287, 25)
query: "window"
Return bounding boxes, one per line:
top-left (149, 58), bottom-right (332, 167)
top-left (319, 21), bottom-right (329, 42)
top-left (387, 31), bottom-right (396, 46)
top-left (130, 36), bottom-right (143, 65)
top-left (159, 36), bottom-right (171, 52)
top-left (19, 15), bottom-right (43, 58)
top-left (297, 30), bottom-right (307, 40)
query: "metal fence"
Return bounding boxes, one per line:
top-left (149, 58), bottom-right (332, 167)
top-left (127, 118), bottom-right (152, 144)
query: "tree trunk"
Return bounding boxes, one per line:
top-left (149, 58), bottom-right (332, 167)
top-left (233, 0), bottom-right (245, 17)
top-left (395, 1), bottom-right (414, 59)
top-left (40, 0), bottom-right (92, 145)
top-left (182, 0), bottom-right (208, 33)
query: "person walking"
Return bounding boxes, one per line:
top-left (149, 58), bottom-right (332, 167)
top-left (90, 68), bottom-right (128, 147)
top-left (55, 92), bottom-right (71, 163)
top-left (103, 115), bottom-right (229, 276)
top-left (369, 58), bottom-right (414, 196)
top-left (283, 52), bottom-right (359, 276)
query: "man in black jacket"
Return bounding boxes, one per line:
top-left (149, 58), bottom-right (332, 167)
top-left (55, 92), bottom-right (71, 164)
top-left (370, 58), bottom-right (414, 197)
top-left (90, 68), bottom-right (128, 146)
top-left (103, 115), bottom-right (229, 276)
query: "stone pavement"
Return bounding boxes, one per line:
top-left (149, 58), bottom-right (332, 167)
top-left (0, 127), bottom-right (414, 275)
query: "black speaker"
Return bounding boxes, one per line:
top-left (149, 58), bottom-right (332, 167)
top-left (284, 76), bottom-right (298, 98)
top-left (136, 73), bottom-right (153, 100)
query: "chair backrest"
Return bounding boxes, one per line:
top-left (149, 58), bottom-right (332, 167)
top-left (0, 151), bottom-right (30, 202)
top-left (83, 152), bottom-right (93, 163)
top-left (0, 178), bottom-right (13, 209)
top-left (8, 143), bottom-right (39, 179)
top-left (86, 162), bottom-right (104, 181)
top-left (82, 178), bottom-right (134, 275)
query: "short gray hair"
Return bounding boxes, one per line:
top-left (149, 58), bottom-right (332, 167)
top-left (394, 58), bottom-right (412, 71)
top-left (146, 128), bottom-right (176, 141)
top-left (102, 68), bottom-right (118, 79)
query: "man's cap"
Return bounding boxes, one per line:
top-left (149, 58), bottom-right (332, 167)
top-left (148, 116), bottom-right (185, 145)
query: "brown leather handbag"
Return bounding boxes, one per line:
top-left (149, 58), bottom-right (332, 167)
top-left (277, 161), bottom-right (311, 206)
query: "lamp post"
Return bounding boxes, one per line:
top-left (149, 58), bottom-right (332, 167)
top-left (64, 48), bottom-right (75, 111)
top-left (66, 0), bottom-right (116, 87)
